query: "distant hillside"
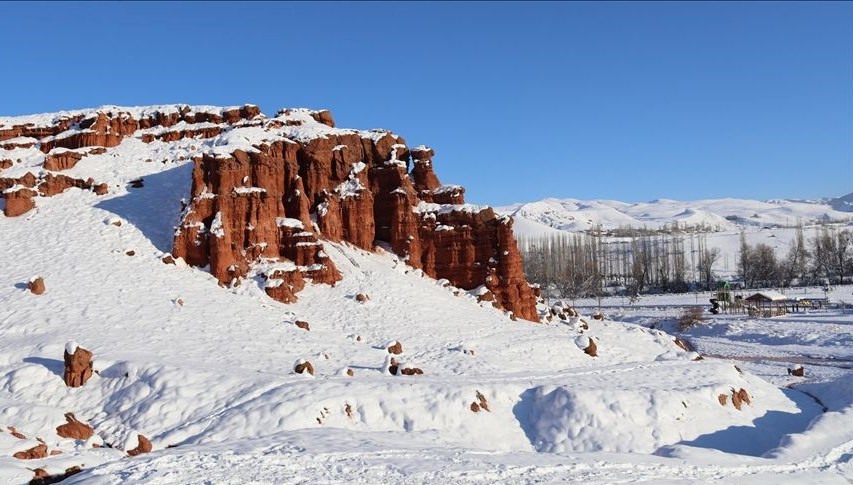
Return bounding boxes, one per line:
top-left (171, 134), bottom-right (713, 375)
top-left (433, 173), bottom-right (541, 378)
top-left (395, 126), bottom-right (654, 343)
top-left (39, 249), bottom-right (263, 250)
top-left (828, 192), bottom-right (853, 213)
top-left (498, 195), bottom-right (853, 236)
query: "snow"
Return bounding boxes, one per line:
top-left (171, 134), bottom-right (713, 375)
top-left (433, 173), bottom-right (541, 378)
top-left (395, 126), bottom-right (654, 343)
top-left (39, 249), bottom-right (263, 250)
top-left (65, 341), bottom-right (78, 355)
top-left (0, 105), bottom-right (850, 484)
top-left (209, 211), bottom-right (224, 238)
top-left (276, 217), bottom-right (304, 229)
top-left (232, 186), bottom-right (266, 195)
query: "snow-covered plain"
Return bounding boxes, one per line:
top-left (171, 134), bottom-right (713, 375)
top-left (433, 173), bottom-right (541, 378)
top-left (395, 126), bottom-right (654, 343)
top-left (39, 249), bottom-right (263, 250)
top-left (0, 108), bottom-right (850, 483)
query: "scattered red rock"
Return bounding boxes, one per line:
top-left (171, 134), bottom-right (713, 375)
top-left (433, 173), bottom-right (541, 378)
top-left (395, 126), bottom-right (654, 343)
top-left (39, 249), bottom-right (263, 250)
top-left (475, 391), bottom-right (490, 411)
top-left (55, 413), bottom-right (94, 440)
top-left (345, 403), bottom-right (354, 419)
top-left (732, 388), bottom-right (751, 410)
top-left (63, 343), bottom-right (94, 388)
top-left (125, 250), bottom-right (136, 256)
top-left (4, 187), bottom-right (36, 217)
top-left (127, 434), bottom-right (152, 456)
top-left (13, 443), bottom-right (47, 460)
top-left (718, 393), bottom-right (728, 406)
top-left (400, 367), bottom-right (423, 376)
top-left (30, 466), bottom-right (83, 485)
top-left (295, 320), bottom-right (310, 331)
top-left (387, 341), bottom-right (403, 355)
top-left (355, 293), bottom-right (369, 302)
top-left (27, 277), bottom-right (46, 295)
top-left (583, 337), bottom-right (598, 357)
top-left (470, 402), bottom-right (481, 413)
top-left (8, 426), bottom-right (26, 439)
top-left (788, 366), bottom-right (804, 377)
top-left (346, 368), bottom-right (354, 377)
top-left (388, 357), bottom-right (399, 376)
top-left (294, 360), bottom-right (314, 376)
top-left (161, 254), bottom-right (175, 264)
top-left (592, 312), bottom-right (604, 320)
top-left (128, 178), bottom-right (144, 188)
top-left (49, 450), bottom-right (62, 456)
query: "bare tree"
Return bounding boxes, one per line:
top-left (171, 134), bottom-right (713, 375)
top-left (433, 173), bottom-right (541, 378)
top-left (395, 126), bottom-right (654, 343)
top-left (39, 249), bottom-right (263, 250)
top-left (696, 246), bottom-right (721, 290)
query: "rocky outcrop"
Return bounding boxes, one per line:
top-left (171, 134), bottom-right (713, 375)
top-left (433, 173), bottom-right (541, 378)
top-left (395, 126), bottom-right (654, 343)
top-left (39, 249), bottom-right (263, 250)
top-left (63, 343), bottom-right (93, 388)
top-left (4, 104), bottom-right (538, 320)
top-left (172, 110), bottom-right (537, 320)
top-left (0, 104), bottom-right (261, 214)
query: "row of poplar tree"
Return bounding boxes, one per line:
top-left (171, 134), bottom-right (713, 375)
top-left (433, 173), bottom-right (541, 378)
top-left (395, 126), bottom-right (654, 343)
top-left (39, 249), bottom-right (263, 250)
top-left (519, 224), bottom-right (851, 299)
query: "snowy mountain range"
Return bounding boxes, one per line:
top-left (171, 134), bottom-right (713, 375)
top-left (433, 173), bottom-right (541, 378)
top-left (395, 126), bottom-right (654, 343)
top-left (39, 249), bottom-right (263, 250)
top-left (498, 194), bottom-right (853, 237)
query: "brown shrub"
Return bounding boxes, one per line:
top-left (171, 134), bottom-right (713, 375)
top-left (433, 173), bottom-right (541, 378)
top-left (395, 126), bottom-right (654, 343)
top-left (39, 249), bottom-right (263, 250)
top-left (678, 307), bottom-right (705, 331)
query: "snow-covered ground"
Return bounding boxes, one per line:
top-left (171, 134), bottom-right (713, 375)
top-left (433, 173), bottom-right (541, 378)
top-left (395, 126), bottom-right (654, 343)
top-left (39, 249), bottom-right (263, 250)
top-left (0, 109), bottom-right (850, 483)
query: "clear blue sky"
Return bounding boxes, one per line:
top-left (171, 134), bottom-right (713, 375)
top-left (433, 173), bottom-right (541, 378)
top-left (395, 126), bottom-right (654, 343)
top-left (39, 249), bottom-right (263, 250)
top-left (1, 2), bottom-right (850, 205)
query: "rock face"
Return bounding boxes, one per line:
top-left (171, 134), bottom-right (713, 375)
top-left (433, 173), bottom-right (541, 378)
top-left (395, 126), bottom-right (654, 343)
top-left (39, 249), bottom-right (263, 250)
top-left (171, 110), bottom-right (537, 319)
top-left (63, 344), bottom-right (93, 388)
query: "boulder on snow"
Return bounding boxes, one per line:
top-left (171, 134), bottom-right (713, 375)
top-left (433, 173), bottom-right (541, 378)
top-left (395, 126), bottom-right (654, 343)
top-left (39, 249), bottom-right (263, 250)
top-left (732, 388), bottom-right (751, 410)
top-left (55, 413), bottom-right (94, 440)
top-left (788, 365), bottom-right (804, 377)
top-left (400, 367), bottom-right (423, 375)
top-left (387, 341), bottom-right (403, 355)
top-left (161, 254), bottom-right (176, 264)
top-left (294, 359), bottom-right (314, 376)
top-left (575, 335), bottom-right (597, 357)
top-left (63, 342), bottom-right (93, 388)
top-left (13, 443), bottom-right (47, 460)
top-left (7, 426), bottom-right (26, 439)
top-left (27, 277), bottom-right (45, 295)
top-left (355, 293), bottom-right (370, 303)
top-left (30, 466), bottom-right (83, 485)
top-left (295, 320), bottom-right (310, 331)
top-left (127, 434), bottom-right (152, 456)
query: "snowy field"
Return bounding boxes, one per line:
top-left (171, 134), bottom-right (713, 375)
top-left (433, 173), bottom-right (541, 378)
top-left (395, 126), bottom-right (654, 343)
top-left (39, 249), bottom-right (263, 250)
top-left (0, 110), bottom-right (850, 483)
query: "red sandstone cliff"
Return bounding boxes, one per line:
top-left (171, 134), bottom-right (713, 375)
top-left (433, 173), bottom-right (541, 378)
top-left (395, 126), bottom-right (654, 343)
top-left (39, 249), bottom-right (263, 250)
top-left (171, 109), bottom-right (538, 320)
top-left (0, 105), bottom-right (538, 321)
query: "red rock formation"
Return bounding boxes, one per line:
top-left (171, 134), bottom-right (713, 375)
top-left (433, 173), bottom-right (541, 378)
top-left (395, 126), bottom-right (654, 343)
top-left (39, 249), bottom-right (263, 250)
top-left (127, 434), bottom-right (152, 456)
top-left (6, 104), bottom-right (538, 320)
top-left (55, 413), bottom-right (94, 440)
top-left (63, 344), bottom-right (93, 388)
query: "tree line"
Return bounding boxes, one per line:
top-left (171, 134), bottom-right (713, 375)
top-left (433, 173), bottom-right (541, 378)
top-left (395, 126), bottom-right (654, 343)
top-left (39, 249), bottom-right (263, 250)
top-left (519, 223), bottom-right (851, 300)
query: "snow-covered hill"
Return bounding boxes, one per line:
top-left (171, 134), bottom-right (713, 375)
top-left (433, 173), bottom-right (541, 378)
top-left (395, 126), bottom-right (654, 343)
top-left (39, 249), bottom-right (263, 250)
top-left (498, 195), bottom-right (853, 236)
top-left (0, 105), bottom-right (850, 483)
